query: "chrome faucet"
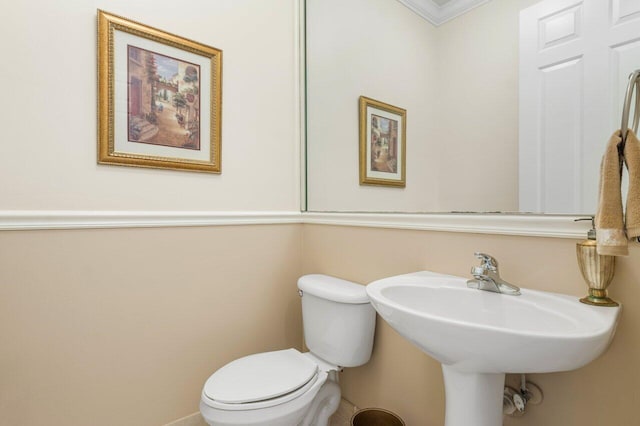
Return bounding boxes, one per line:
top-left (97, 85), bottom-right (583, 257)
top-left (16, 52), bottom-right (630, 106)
top-left (467, 253), bottom-right (521, 295)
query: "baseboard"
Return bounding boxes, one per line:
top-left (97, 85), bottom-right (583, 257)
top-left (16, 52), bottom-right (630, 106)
top-left (164, 401), bottom-right (355, 426)
top-left (164, 412), bottom-right (207, 426)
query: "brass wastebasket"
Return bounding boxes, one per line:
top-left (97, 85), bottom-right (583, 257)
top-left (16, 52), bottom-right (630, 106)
top-left (351, 408), bottom-right (405, 426)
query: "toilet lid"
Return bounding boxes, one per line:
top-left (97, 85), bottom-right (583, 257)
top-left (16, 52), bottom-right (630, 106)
top-left (203, 349), bottom-right (318, 404)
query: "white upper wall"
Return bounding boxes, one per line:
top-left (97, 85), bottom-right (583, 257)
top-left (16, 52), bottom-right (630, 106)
top-left (0, 0), bottom-right (300, 211)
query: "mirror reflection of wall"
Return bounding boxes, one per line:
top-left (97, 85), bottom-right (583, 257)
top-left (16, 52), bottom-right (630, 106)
top-left (305, 0), bottom-right (640, 214)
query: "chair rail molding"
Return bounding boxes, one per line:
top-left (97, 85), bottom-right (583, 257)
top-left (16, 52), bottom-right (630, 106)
top-left (395, 0), bottom-right (492, 26)
top-left (0, 210), bottom-right (591, 239)
top-left (0, 211), bottom-right (302, 230)
top-left (302, 212), bottom-right (591, 239)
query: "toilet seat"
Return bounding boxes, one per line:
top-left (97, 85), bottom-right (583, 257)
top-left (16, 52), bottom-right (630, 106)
top-left (202, 349), bottom-right (324, 411)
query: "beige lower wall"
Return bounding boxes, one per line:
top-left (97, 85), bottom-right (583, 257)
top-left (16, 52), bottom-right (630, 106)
top-left (302, 224), bottom-right (640, 426)
top-left (2, 222), bottom-right (638, 426)
top-left (0, 225), bottom-right (303, 426)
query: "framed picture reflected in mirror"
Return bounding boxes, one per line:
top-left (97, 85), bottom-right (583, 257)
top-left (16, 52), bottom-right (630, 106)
top-left (359, 96), bottom-right (406, 187)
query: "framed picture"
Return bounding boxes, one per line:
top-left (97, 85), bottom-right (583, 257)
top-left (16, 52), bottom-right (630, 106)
top-left (359, 96), bottom-right (406, 187)
top-left (98, 10), bottom-right (222, 173)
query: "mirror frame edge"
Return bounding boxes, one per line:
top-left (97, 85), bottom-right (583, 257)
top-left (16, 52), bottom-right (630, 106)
top-left (297, 0), bottom-right (307, 212)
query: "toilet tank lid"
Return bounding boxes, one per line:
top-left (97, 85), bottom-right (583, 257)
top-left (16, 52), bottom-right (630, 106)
top-left (297, 274), bottom-right (369, 304)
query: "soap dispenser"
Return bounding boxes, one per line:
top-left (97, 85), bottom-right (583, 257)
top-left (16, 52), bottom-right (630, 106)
top-left (575, 217), bottom-right (618, 306)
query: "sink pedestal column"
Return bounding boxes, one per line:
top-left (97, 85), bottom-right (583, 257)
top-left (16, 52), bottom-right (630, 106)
top-left (442, 365), bottom-right (505, 426)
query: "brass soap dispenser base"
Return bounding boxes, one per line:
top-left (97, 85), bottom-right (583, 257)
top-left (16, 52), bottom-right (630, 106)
top-left (575, 221), bottom-right (618, 307)
top-left (580, 292), bottom-right (619, 307)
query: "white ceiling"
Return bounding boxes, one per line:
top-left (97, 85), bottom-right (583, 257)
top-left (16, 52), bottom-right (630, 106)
top-left (396, 0), bottom-right (491, 26)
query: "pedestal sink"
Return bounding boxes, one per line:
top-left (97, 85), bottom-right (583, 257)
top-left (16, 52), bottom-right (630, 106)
top-left (366, 271), bottom-right (621, 426)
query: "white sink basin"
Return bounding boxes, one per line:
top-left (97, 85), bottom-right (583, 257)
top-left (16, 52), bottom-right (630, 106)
top-left (366, 271), bottom-right (621, 426)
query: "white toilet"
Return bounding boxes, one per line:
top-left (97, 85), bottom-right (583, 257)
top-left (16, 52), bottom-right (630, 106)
top-left (199, 274), bottom-right (376, 426)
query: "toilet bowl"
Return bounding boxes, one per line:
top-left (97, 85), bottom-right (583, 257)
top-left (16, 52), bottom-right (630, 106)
top-left (200, 275), bottom-right (376, 426)
top-left (200, 350), bottom-right (339, 426)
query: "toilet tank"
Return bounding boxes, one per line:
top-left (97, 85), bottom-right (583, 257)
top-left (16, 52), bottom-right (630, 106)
top-left (297, 274), bottom-right (376, 368)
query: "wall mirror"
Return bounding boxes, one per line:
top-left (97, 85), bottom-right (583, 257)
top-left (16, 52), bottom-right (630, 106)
top-left (304, 0), bottom-right (640, 215)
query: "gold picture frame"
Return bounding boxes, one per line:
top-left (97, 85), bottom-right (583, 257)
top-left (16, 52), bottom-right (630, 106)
top-left (98, 10), bottom-right (222, 173)
top-left (359, 96), bottom-right (406, 187)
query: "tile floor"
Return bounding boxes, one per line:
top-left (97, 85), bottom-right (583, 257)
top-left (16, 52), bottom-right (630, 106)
top-left (329, 398), bottom-right (358, 425)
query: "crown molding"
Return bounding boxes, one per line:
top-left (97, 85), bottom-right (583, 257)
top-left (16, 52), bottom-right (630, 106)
top-left (396, 0), bottom-right (492, 26)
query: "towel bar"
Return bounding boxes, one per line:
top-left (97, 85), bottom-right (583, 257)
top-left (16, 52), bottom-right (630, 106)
top-left (620, 69), bottom-right (640, 147)
top-left (620, 70), bottom-right (640, 244)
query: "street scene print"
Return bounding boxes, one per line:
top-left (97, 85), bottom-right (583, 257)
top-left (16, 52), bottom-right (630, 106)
top-left (127, 46), bottom-right (201, 150)
top-left (370, 114), bottom-right (399, 174)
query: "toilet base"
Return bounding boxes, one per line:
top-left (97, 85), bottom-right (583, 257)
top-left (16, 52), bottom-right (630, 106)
top-left (301, 372), bottom-right (341, 426)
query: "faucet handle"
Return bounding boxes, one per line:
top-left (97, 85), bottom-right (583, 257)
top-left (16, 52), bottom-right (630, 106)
top-left (474, 252), bottom-right (498, 271)
top-left (470, 265), bottom-right (488, 277)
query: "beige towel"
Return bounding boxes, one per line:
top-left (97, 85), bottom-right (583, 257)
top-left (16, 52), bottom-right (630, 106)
top-left (624, 129), bottom-right (640, 239)
top-left (596, 130), bottom-right (628, 256)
